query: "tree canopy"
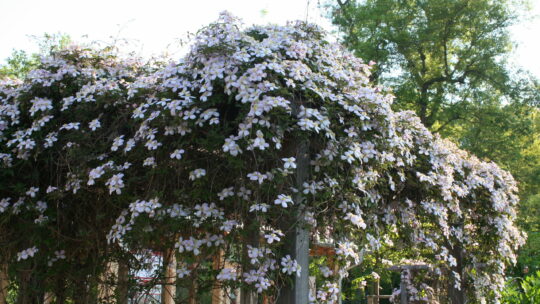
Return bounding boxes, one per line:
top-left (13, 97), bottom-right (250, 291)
top-left (329, 0), bottom-right (536, 128)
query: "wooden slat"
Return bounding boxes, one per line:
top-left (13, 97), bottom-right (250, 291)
top-left (309, 244), bottom-right (336, 257)
top-left (367, 295), bottom-right (392, 299)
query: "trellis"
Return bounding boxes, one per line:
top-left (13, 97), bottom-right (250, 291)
top-left (366, 264), bottom-right (458, 304)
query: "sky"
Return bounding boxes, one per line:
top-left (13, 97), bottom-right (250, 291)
top-left (0, 0), bottom-right (539, 77)
top-left (0, 0), bottom-right (333, 60)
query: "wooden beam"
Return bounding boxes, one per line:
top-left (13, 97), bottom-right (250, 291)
top-left (98, 261), bottom-right (118, 303)
top-left (117, 260), bottom-right (129, 304)
top-left (43, 292), bottom-right (54, 304)
top-left (309, 245), bottom-right (335, 257)
top-left (448, 245), bottom-right (466, 304)
top-left (276, 100), bottom-right (310, 303)
top-left (241, 218), bottom-right (259, 304)
top-left (375, 278), bottom-right (379, 304)
top-left (187, 262), bottom-right (199, 304)
top-left (388, 264), bottom-right (432, 272)
top-left (0, 263), bottom-right (7, 304)
top-left (162, 249), bottom-right (177, 304)
top-left (400, 272), bottom-right (408, 304)
top-left (211, 250), bottom-right (224, 304)
top-left (367, 295), bottom-right (392, 301)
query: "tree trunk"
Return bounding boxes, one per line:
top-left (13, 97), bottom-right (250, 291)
top-left (418, 87), bottom-right (431, 128)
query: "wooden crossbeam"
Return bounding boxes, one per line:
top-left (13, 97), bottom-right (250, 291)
top-left (309, 245), bottom-right (335, 257)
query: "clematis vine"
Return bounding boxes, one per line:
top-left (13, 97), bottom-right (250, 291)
top-left (0, 11), bottom-right (524, 303)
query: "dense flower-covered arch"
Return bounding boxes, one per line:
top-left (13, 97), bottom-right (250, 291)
top-left (0, 12), bottom-right (524, 303)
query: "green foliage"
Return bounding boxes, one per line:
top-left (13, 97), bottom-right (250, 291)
top-left (502, 271), bottom-right (540, 303)
top-left (35, 33), bottom-right (72, 54)
top-left (440, 94), bottom-right (540, 196)
top-left (6, 283), bottom-right (17, 304)
top-left (329, 0), bottom-right (532, 124)
top-left (518, 231), bottom-right (540, 273)
top-left (517, 194), bottom-right (540, 272)
top-left (0, 33), bottom-right (70, 79)
top-left (520, 194), bottom-right (540, 232)
top-left (0, 50), bottom-right (38, 79)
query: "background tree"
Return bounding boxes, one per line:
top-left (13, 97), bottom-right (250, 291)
top-left (329, 0), bottom-right (535, 126)
top-left (0, 33), bottom-right (70, 79)
top-left (0, 50), bottom-right (38, 80)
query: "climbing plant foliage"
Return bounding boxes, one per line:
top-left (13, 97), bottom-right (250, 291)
top-left (0, 12), bottom-right (525, 303)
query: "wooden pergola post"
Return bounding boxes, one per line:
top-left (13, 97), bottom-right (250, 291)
top-left (117, 260), bottom-right (129, 304)
top-left (399, 272), bottom-right (408, 304)
top-left (448, 245), bottom-right (466, 304)
top-left (0, 263), bottom-right (7, 304)
top-left (188, 280), bottom-right (197, 304)
top-left (185, 261), bottom-right (199, 304)
top-left (374, 278), bottom-right (380, 304)
top-left (98, 262), bottom-right (118, 303)
top-left (211, 250), bottom-right (224, 304)
top-left (276, 96), bottom-right (310, 304)
top-left (240, 218), bottom-right (259, 304)
top-left (43, 292), bottom-right (54, 304)
top-left (277, 222), bottom-right (309, 304)
top-left (162, 248), bottom-right (177, 304)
